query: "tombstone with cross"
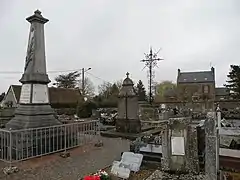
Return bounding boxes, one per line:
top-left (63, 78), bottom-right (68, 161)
top-left (116, 72), bottom-right (141, 133)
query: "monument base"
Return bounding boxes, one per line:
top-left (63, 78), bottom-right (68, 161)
top-left (6, 104), bottom-right (61, 130)
top-left (115, 118), bottom-right (141, 133)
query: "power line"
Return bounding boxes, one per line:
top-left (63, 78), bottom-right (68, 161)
top-left (85, 71), bottom-right (108, 83)
top-left (0, 69), bottom-right (84, 75)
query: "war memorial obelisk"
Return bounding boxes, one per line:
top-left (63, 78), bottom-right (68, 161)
top-left (6, 10), bottom-right (61, 130)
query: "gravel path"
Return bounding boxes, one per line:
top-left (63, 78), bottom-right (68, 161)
top-left (146, 170), bottom-right (206, 180)
top-left (0, 137), bottom-right (130, 180)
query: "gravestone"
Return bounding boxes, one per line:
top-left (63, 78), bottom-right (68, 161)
top-left (6, 10), bottom-right (61, 130)
top-left (111, 152), bottom-right (143, 179)
top-left (205, 112), bottom-right (218, 180)
top-left (161, 117), bottom-right (199, 174)
top-left (159, 104), bottom-right (169, 120)
top-left (115, 73), bottom-right (141, 133)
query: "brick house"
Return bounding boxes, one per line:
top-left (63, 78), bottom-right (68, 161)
top-left (155, 67), bottom-right (230, 110)
top-left (177, 67), bottom-right (216, 102)
top-left (1, 85), bottom-right (81, 108)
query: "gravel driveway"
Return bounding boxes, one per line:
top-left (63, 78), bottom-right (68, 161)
top-left (0, 137), bottom-right (130, 180)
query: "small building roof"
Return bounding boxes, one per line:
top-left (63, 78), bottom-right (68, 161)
top-left (215, 87), bottom-right (229, 96)
top-left (10, 85), bottom-right (81, 105)
top-left (177, 69), bottom-right (214, 83)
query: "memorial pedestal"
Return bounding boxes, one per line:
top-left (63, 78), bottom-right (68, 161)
top-left (6, 10), bottom-right (61, 130)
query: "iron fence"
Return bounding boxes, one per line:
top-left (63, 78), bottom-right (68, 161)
top-left (0, 120), bottom-right (100, 163)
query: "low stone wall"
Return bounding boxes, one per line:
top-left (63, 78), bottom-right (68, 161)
top-left (139, 104), bottom-right (156, 121)
top-left (155, 100), bottom-right (240, 111)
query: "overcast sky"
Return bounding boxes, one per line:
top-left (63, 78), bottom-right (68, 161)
top-left (0, 0), bottom-right (239, 93)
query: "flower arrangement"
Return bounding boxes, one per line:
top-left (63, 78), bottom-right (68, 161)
top-left (83, 170), bottom-right (110, 180)
top-left (142, 134), bottom-right (154, 143)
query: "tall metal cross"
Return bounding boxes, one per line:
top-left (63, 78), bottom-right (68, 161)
top-left (141, 47), bottom-right (164, 105)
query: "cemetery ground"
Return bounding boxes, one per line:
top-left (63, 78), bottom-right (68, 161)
top-left (0, 137), bottom-right (131, 180)
top-left (0, 137), bottom-right (159, 180)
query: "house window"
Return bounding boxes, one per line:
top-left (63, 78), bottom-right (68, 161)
top-left (203, 85), bottom-right (209, 94)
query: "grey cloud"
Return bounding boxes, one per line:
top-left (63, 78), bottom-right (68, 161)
top-left (0, 0), bottom-right (239, 93)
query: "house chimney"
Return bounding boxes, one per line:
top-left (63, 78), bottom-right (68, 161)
top-left (178, 69), bottom-right (181, 75)
top-left (211, 67), bottom-right (214, 73)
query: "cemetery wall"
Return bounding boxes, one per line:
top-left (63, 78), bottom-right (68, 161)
top-left (155, 100), bottom-right (240, 111)
top-left (139, 104), bottom-right (155, 121)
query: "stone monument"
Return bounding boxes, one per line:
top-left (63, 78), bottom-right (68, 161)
top-left (161, 117), bottom-right (199, 174)
top-left (115, 72), bottom-right (141, 133)
top-left (6, 10), bottom-right (61, 130)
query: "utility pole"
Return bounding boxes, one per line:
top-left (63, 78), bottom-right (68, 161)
top-left (80, 67), bottom-right (91, 97)
top-left (82, 68), bottom-right (85, 96)
top-left (141, 47), bottom-right (164, 105)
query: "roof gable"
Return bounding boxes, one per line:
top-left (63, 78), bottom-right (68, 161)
top-left (178, 71), bottom-right (214, 83)
top-left (10, 85), bottom-right (81, 104)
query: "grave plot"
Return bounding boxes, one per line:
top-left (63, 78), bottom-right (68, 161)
top-left (130, 134), bottom-right (162, 162)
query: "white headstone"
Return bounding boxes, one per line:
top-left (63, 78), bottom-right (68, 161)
top-left (121, 152), bottom-right (143, 172)
top-left (161, 104), bottom-right (166, 109)
top-left (140, 144), bottom-right (162, 154)
top-left (111, 161), bottom-right (130, 179)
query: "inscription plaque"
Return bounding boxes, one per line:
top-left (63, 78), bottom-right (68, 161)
top-left (19, 84), bottom-right (31, 104)
top-left (171, 137), bottom-right (185, 155)
top-left (32, 84), bottom-right (49, 103)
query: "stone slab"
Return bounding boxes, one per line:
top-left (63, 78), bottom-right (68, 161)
top-left (121, 152), bottom-right (143, 172)
top-left (140, 144), bottom-right (162, 154)
top-left (111, 161), bottom-right (130, 179)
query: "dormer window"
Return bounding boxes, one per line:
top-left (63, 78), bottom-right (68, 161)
top-left (184, 79), bottom-right (187, 81)
top-left (204, 78), bottom-right (208, 80)
top-left (203, 85), bottom-right (209, 94)
top-left (194, 78), bottom-right (197, 81)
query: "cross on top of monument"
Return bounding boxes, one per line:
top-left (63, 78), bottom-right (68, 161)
top-left (27, 9), bottom-right (49, 24)
top-left (34, 9), bottom-right (42, 15)
top-left (126, 72), bottom-right (129, 78)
